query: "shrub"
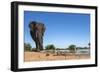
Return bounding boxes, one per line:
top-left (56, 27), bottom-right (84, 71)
top-left (24, 43), bottom-right (32, 51)
top-left (68, 45), bottom-right (76, 53)
top-left (45, 44), bottom-right (55, 50)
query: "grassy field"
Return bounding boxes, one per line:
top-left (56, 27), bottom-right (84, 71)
top-left (24, 52), bottom-right (90, 62)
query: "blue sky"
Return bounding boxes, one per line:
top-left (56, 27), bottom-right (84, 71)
top-left (24, 11), bottom-right (90, 48)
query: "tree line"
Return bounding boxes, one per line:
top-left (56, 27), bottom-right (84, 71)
top-left (24, 43), bottom-right (90, 52)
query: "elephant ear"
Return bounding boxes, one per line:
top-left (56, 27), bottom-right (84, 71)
top-left (29, 21), bottom-right (37, 31)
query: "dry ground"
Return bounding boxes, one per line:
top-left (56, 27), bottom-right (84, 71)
top-left (24, 52), bottom-right (90, 62)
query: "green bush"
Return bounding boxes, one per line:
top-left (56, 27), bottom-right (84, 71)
top-left (45, 44), bottom-right (55, 50)
top-left (24, 43), bottom-right (32, 51)
top-left (68, 45), bottom-right (76, 53)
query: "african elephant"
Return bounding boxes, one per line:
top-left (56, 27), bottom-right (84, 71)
top-left (29, 21), bottom-right (46, 51)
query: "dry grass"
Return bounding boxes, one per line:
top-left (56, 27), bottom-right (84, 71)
top-left (24, 52), bottom-right (90, 62)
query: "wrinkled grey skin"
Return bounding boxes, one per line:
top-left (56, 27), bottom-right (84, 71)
top-left (29, 21), bottom-right (46, 51)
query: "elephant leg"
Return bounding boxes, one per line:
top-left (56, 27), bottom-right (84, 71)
top-left (35, 39), bottom-right (40, 52)
top-left (38, 36), bottom-right (43, 51)
top-left (40, 37), bottom-right (43, 50)
top-left (36, 31), bottom-right (44, 51)
top-left (35, 41), bottom-right (38, 51)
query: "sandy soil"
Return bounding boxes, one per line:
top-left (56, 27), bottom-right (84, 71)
top-left (24, 52), bottom-right (90, 62)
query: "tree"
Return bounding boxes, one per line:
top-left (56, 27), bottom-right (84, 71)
top-left (45, 44), bottom-right (56, 53)
top-left (45, 44), bottom-right (55, 50)
top-left (24, 43), bottom-right (32, 51)
top-left (68, 45), bottom-right (76, 53)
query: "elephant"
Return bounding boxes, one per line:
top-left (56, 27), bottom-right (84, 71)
top-left (29, 21), bottom-right (46, 52)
